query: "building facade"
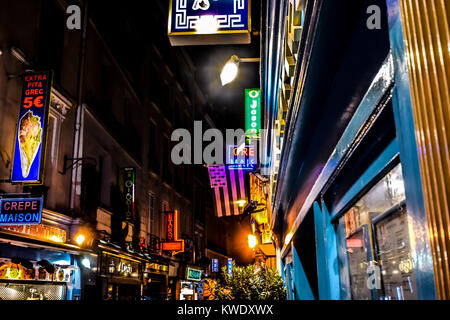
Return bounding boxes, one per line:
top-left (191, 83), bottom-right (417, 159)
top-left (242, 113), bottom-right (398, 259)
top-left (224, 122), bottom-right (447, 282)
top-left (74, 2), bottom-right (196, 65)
top-left (259, 0), bottom-right (449, 300)
top-left (0, 0), bottom-right (221, 300)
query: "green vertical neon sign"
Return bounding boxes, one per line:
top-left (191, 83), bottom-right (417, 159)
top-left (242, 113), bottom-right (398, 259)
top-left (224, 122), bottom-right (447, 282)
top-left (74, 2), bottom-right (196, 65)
top-left (245, 89), bottom-right (261, 138)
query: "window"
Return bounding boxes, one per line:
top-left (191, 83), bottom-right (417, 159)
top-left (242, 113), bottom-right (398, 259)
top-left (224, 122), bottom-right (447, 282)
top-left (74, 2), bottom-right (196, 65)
top-left (148, 193), bottom-right (155, 235)
top-left (148, 121), bottom-right (159, 173)
top-left (339, 163), bottom-right (417, 300)
top-left (162, 137), bottom-right (173, 184)
top-left (45, 91), bottom-right (70, 176)
top-left (161, 200), bottom-right (169, 239)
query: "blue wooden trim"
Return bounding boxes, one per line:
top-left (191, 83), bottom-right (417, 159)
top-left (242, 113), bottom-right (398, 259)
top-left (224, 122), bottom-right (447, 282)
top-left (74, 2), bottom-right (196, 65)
top-left (285, 262), bottom-right (295, 300)
top-left (322, 202), bottom-right (341, 300)
top-left (280, 55), bottom-right (395, 257)
top-left (386, 0), bottom-right (436, 300)
top-left (280, 258), bottom-right (288, 299)
top-left (314, 201), bottom-right (330, 299)
top-left (292, 245), bottom-right (315, 300)
top-left (336, 221), bottom-right (351, 300)
top-left (330, 139), bottom-right (400, 220)
top-left (315, 201), bottom-right (341, 300)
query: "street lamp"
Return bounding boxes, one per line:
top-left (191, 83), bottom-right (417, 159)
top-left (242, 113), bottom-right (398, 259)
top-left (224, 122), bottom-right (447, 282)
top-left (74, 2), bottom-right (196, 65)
top-left (220, 55), bottom-right (260, 86)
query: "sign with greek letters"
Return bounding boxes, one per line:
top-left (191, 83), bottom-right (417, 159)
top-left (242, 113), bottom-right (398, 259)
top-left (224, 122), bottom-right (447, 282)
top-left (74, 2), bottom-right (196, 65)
top-left (168, 0), bottom-right (251, 46)
top-left (11, 71), bottom-right (53, 184)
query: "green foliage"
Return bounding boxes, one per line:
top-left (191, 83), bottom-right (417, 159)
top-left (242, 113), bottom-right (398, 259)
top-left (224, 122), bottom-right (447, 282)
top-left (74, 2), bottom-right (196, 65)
top-left (215, 262), bottom-right (286, 300)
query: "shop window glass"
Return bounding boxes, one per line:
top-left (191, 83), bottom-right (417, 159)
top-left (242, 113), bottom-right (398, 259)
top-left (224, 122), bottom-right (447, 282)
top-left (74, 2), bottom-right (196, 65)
top-left (0, 282), bottom-right (65, 300)
top-left (374, 207), bottom-right (417, 300)
top-left (339, 163), bottom-right (418, 300)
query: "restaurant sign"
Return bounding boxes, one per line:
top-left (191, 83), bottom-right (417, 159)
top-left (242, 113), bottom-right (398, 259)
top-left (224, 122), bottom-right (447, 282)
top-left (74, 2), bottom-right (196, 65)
top-left (227, 258), bottom-right (233, 275)
top-left (122, 167), bottom-right (135, 221)
top-left (168, 0), bottom-right (251, 46)
top-left (211, 258), bottom-right (219, 273)
top-left (162, 210), bottom-right (185, 254)
top-left (226, 144), bottom-right (256, 170)
top-left (11, 71), bottom-right (53, 184)
top-left (245, 89), bottom-right (261, 139)
top-left (0, 197), bottom-right (43, 225)
top-left (0, 223), bottom-right (67, 243)
top-left (186, 267), bottom-right (202, 281)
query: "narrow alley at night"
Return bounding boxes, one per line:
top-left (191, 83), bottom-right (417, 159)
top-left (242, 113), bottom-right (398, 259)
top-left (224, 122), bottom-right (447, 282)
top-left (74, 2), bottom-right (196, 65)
top-left (0, 0), bottom-right (449, 315)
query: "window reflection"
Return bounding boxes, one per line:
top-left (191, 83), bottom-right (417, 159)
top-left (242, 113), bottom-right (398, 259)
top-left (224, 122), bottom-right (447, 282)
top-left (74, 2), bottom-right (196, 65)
top-left (339, 164), bottom-right (418, 300)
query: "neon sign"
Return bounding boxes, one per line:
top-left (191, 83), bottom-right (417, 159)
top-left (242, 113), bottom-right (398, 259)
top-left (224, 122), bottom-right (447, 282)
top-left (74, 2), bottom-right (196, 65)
top-left (162, 210), bottom-right (185, 254)
top-left (186, 267), bottom-right (202, 281)
top-left (0, 197), bottom-right (43, 225)
top-left (245, 89), bottom-right (261, 138)
top-left (226, 144), bottom-right (256, 170)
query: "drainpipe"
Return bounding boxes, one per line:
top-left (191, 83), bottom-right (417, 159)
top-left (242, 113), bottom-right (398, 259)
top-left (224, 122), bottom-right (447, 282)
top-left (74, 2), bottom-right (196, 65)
top-left (70, 0), bottom-right (89, 213)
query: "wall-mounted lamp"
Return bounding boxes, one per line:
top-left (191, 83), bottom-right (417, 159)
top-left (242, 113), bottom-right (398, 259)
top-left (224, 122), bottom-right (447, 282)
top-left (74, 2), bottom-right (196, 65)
top-left (75, 234), bottom-right (86, 246)
top-left (220, 55), bottom-right (260, 86)
top-left (248, 234), bottom-right (258, 249)
top-left (108, 260), bottom-right (115, 274)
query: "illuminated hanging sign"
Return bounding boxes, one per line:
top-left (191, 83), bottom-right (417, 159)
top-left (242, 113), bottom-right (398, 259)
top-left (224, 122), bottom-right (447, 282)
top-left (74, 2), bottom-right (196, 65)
top-left (162, 210), bottom-right (185, 254)
top-left (11, 71), bottom-right (53, 184)
top-left (186, 267), bottom-right (202, 281)
top-left (227, 258), bottom-right (233, 275)
top-left (168, 0), bottom-right (251, 46)
top-left (122, 167), bottom-right (136, 221)
top-left (165, 210), bottom-right (176, 241)
top-left (0, 197), bottom-right (43, 226)
top-left (211, 258), bottom-right (219, 272)
top-left (162, 241), bottom-right (184, 252)
top-left (226, 144), bottom-right (256, 170)
top-left (245, 89), bottom-right (261, 139)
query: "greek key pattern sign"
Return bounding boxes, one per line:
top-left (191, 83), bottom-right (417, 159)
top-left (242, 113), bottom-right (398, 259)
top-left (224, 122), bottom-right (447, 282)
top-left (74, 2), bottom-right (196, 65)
top-left (168, 0), bottom-right (251, 45)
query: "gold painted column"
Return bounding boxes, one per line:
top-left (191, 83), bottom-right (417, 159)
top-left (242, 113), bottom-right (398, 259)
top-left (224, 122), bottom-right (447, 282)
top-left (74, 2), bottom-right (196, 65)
top-left (398, 0), bottom-right (450, 299)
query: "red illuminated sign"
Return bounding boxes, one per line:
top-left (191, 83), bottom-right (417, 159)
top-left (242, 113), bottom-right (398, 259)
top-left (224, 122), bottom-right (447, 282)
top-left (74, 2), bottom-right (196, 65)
top-left (162, 241), bottom-right (184, 252)
top-left (162, 210), bottom-right (184, 254)
top-left (165, 211), bottom-right (176, 241)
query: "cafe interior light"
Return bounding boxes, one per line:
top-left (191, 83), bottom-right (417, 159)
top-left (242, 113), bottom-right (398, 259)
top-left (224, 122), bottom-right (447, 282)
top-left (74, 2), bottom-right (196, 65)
top-left (75, 233), bottom-right (86, 246)
top-left (220, 55), bottom-right (240, 86)
top-left (248, 234), bottom-right (257, 248)
top-left (108, 260), bottom-right (115, 274)
top-left (81, 258), bottom-right (91, 269)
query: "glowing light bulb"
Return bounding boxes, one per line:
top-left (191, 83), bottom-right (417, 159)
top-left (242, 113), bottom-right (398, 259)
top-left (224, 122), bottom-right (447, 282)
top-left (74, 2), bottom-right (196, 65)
top-left (81, 258), bottom-right (91, 269)
top-left (75, 234), bottom-right (86, 246)
top-left (195, 15), bottom-right (218, 34)
top-left (248, 234), bottom-right (257, 248)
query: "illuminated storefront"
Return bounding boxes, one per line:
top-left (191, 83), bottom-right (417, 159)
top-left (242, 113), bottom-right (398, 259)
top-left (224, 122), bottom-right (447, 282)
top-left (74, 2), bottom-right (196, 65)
top-left (0, 209), bottom-right (95, 300)
top-left (178, 267), bottom-right (203, 300)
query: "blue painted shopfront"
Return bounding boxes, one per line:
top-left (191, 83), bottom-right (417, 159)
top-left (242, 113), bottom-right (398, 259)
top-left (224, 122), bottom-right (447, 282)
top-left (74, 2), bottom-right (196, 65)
top-left (262, 0), bottom-right (437, 300)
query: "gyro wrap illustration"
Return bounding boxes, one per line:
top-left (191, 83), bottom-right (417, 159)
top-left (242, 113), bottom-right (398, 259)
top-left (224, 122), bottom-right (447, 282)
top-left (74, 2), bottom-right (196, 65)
top-left (17, 111), bottom-right (42, 178)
